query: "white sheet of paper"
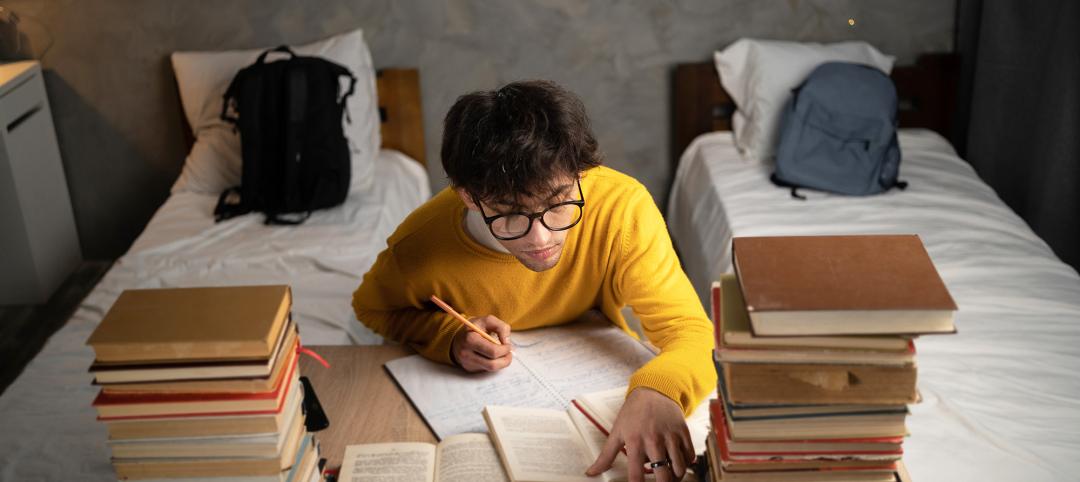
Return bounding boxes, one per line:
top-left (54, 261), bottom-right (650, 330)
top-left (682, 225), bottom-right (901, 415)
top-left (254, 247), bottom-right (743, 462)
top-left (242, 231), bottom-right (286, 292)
top-left (385, 322), bottom-right (655, 439)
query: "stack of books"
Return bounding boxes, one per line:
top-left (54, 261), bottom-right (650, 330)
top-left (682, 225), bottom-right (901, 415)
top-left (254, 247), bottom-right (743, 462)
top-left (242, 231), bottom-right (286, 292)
top-left (85, 285), bottom-right (321, 481)
top-left (705, 235), bottom-right (956, 482)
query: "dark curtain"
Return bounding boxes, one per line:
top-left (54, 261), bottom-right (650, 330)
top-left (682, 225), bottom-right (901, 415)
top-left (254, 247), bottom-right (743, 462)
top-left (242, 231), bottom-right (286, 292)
top-left (954, 0), bottom-right (1080, 270)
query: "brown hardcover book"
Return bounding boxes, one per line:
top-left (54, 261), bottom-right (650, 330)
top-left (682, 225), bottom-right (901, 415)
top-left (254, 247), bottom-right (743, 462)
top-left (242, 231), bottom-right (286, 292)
top-left (111, 419), bottom-right (308, 478)
top-left (713, 276), bottom-right (910, 351)
top-left (86, 285), bottom-right (292, 364)
top-left (714, 275), bottom-right (916, 366)
top-left (105, 384), bottom-right (302, 440)
top-left (732, 235), bottom-right (957, 336)
top-left (722, 362), bottom-right (918, 405)
top-left (722, 411), bottom-right (909, 445)
top-left (107, 405), bottom-right (304, 459)
top-left (707, 432), bottom-right (899, 482)
top-left (711, 400), bottom-right (907, 448)
top-left (93, 366), bottom-right (299, 420)
top-left (96, 323), bottom-right (297, 389)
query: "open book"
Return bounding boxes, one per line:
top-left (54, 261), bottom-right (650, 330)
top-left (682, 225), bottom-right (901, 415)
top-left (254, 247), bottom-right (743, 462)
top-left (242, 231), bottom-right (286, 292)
top-left (336, 385), bottom-right (710, 482)
top-left (483, 387), bottom-right (712, 482)
top-left (337, 415), bottom-right (632, 482)
top-left (384, 320), bottom-right (657, 439)
top-left (338, 433), bottom-right (509, 482)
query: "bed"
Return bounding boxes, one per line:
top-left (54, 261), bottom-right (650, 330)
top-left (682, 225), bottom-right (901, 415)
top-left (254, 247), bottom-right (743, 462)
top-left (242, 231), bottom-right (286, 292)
top-left (0, 55), bottom-right (431, 480)
top-left (667, 50), bottom-right (1080, 481)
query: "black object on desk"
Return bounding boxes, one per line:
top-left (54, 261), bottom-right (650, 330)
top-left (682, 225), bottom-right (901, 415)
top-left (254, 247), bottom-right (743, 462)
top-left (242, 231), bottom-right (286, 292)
top-left (300, 376), bottom-right (330, 432)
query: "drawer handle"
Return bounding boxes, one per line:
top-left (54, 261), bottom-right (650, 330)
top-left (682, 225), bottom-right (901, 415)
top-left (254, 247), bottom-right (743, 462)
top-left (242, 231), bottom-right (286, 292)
top-left (7, 103), bottom-right (42, 133)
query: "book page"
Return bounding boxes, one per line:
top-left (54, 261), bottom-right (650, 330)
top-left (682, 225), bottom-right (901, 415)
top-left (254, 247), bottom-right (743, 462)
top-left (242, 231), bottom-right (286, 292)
top-left (575, 387), bottom-right (626, 429)
top-left (566, 407), bottom-right (640, 482)
top-left (685, 395), bottom-right (713, 459)
top-left (435, 433), bottom-right (509, 482)
top-left (575, 386), bottom-right (715, 464)
top-left (340, 442), bottom-right (436, 482)
top-left (483, 406), bottom-right (593, 482)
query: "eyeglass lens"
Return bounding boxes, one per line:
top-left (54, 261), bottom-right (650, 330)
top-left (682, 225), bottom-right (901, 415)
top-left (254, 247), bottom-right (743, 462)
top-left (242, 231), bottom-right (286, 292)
top-left (490, 204), bottom-right (582, 238)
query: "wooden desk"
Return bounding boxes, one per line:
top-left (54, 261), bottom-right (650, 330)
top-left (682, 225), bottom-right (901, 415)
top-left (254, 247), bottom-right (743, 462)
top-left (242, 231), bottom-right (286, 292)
top-left (299, 345), bottom-right (436, 470)
top-left (298, 342), bottom-right (708, 481)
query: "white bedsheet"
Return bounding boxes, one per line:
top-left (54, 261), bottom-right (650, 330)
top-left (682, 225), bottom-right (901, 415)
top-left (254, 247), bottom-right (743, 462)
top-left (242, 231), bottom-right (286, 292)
top-left (667, 129), bottom-right (1080, 481)
top-left (0, 149), bottom-right (429, 481)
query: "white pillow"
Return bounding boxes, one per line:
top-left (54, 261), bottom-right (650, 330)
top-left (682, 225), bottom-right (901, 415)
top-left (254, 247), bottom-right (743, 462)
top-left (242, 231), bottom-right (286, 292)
top-left (714, 38), bottom-right (895, 163)
top-left (170, 28), bottom-right (380, 194)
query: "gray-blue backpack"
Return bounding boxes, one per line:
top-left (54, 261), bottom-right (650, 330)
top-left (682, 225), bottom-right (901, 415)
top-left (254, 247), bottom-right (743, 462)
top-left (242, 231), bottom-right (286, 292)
top-left (772, 61), bottom-right (906, 199)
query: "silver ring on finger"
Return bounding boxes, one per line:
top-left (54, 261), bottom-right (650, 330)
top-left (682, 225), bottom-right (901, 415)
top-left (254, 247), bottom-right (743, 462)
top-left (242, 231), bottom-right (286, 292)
top-left (646, 458), bottom-right (672, 469)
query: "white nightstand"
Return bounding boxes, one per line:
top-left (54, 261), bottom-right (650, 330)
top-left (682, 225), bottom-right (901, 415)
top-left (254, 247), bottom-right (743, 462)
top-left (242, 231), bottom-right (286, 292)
top-left (0, 61), bottom-right (81, 305)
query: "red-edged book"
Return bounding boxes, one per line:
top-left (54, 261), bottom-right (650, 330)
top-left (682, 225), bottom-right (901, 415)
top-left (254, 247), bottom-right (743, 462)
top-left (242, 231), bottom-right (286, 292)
top-left (93, 355), bottom-right (298, 420)
top-left (711, 400), bottom-right (902, 467)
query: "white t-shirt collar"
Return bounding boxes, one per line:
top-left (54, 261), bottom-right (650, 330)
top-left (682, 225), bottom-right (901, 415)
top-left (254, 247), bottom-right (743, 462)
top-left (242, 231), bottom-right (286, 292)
top-left (464, 208), bottom-right (511, 253)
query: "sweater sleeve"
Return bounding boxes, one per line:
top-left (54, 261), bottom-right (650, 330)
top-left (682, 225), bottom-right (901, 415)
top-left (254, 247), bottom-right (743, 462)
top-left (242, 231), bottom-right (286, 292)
top-left (352, 246), bottom-right (466, 365)
top-left (614, 189), bottom-right (717, 415)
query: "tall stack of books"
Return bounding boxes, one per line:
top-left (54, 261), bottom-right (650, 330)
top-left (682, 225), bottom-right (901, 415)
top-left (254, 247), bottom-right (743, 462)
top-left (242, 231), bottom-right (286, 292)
top-left (85, 285), bottom-right (321, 481)
top-left (705, 235), bottom-right (956, 482)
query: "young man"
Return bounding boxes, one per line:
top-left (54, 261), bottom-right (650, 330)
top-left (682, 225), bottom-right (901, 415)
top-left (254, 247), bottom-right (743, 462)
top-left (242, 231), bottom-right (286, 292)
top-left (353, 80), bottom-right (715, 482)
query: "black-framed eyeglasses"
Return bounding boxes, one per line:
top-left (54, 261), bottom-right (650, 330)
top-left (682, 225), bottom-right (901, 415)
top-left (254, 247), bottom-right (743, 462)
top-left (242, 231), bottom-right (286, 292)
top-left (476, 180), bottom-right (585, 241)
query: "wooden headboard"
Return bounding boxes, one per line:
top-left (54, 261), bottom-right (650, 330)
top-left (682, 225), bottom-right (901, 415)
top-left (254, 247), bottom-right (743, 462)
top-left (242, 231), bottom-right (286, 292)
top-left (377, 68), bottom-right (426, 165)
top-left (671, 53), bottom-right (959, 167)
top-left (180, 68), bottom-right (426, 166)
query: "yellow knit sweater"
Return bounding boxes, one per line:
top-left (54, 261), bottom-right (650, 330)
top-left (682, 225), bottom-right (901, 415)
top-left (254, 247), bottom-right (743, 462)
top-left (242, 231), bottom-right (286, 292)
top-left (352, 166), bottom-right (715, 414)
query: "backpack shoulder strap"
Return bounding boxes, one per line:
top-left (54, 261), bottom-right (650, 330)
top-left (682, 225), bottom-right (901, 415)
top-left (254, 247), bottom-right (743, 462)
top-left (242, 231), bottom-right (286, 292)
top-left (264, 211), bottom-right (312, 226)
top-left (328, 63), bottom-right (358, 123)
top-left (214, 186), bottom-right (252, 222)
top-left (340, 72), bottom-right (357, 102)
top-left (340, 72), bottom-right (357, 123)
top-left (220, 73), bottom-right (244, 124)
top-left (770, 173), bottom-right (808, 200)
top-left (256, 45), bottom-right (296, 64)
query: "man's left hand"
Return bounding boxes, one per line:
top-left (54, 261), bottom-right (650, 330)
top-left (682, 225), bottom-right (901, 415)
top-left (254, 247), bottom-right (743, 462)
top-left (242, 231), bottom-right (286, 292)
top-left (585, 387), bottom-right (695, 482)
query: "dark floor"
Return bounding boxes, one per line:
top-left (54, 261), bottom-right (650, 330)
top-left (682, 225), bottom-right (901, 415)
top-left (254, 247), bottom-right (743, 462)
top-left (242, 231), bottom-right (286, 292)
top-left (0, 261), bottom-right (112, 396)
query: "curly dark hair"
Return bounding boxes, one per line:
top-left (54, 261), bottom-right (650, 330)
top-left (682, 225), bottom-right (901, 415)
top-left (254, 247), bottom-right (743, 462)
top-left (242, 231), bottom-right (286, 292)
top-left (440, 80), bottom-right (602, 206)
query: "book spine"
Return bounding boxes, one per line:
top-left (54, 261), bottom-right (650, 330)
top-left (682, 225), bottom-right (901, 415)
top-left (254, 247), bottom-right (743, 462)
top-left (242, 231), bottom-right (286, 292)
top-left (708, 400), bottom-right (905, 445)
top-left (96, 357), bottom-right (297, 404)
top-left (711, 282), bottom-right (722, 351)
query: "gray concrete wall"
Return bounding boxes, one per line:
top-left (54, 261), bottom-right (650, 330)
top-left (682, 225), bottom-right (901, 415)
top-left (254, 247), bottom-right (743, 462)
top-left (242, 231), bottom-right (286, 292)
top-left (1, 0), bottom-right (954, 259)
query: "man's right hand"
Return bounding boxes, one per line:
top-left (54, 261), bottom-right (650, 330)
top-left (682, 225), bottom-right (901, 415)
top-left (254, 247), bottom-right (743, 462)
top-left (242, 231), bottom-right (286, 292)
top-left (450, 315), bottom-right (513, 372)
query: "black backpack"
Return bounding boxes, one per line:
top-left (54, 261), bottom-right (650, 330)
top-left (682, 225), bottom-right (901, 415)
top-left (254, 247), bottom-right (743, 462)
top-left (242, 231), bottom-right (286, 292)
top-left (215, 46), bottom-right (356, 225)
top-left (772, 62), bottom-right (906, 199)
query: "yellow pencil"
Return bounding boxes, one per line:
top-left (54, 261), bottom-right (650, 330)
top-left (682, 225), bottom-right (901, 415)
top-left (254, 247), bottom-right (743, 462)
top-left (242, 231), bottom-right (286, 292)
top-left (430, 294), bottom-right (503, 346)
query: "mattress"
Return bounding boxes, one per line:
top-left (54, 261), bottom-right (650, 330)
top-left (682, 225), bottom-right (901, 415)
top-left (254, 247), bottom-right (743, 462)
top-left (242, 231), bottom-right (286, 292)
top-left (0, 149), bottom-right (430, 480)
top-left (667, 129), bottom-right (1080, 481)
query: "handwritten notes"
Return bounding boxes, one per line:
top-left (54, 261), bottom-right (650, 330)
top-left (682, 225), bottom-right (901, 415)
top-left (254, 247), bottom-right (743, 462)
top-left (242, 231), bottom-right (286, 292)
top-left (384, 322), bottom-right (656, 440)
